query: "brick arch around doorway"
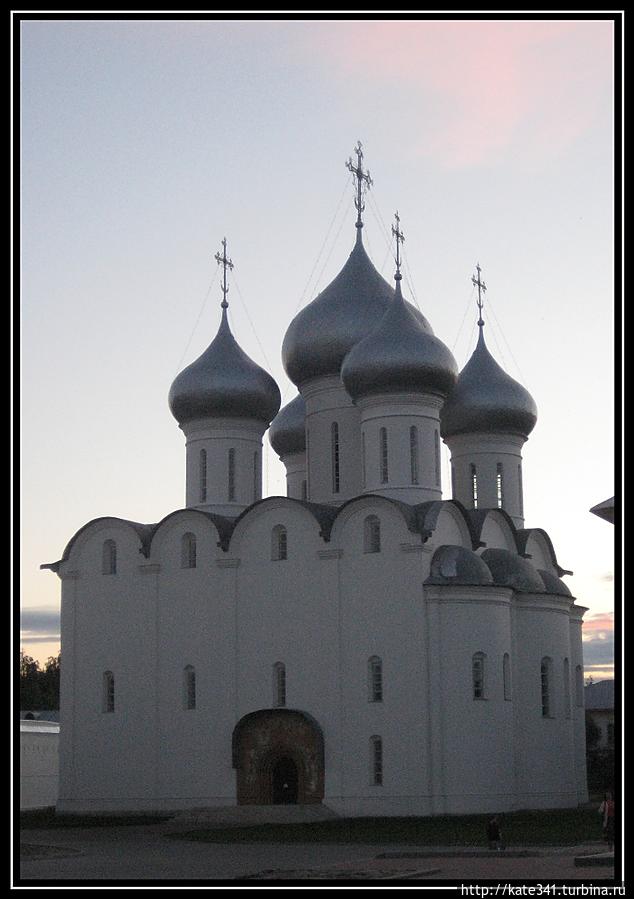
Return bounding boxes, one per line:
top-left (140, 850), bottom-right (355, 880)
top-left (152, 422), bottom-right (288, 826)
top-left (232, 708), bottom-right (325, 805)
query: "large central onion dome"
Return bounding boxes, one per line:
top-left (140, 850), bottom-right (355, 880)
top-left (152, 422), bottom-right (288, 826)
top-left (282, 233), bottom-right (431, 387)
top-left (341, 275), bottom-right (458, 400)
top-left (440, 327), bottom-right (537, 439)
top-left (169, 307), bottom-right (281, 426)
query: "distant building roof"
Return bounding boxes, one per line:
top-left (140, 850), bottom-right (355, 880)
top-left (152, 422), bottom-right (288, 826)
top-left (590, 497), bottom-right (614, 524)
top-left (584, 679), bottom-right (614, 710)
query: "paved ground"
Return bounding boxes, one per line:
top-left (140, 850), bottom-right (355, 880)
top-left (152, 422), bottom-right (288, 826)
top-left (17, 819), bottom-right (618, 883)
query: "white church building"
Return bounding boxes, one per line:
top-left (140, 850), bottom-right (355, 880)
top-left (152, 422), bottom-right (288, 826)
top-left (43, 148), bottom-right (588, 817)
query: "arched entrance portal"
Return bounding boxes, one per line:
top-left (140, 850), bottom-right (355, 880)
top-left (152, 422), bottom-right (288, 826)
top-left (232, 709), bottom-right (325, 805)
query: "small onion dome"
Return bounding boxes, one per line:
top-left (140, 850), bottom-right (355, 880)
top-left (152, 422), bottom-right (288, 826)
top-left (425, 545), bottom-right (494, 587)
top-left (538, 569), bottom-right (573, 597)
top-left (269, 393), bottom-right (306, 457)
top-left (341, 278), bottom-right (458, 401)
top-left (282, 234), bottom-right (431, 386)
top-left (480, 548), bottom-right (545, 593)
top-left (169, 308), bottom-right (281, 426)
top-left (440, 328), bottom-right (537, 439)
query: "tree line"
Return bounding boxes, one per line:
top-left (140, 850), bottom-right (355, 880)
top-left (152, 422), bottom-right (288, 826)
top-left (20, 652), bottom-right (60, 710)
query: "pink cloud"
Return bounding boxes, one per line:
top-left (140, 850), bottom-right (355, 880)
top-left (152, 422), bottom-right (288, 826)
top-left (583, 611), bottom-right (614, 639)
top-left (310, 19), bottom-right (612, 167)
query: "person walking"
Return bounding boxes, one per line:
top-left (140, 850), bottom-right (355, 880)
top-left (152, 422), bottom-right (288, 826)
top-left (598, 792), bottom-right (615, 851)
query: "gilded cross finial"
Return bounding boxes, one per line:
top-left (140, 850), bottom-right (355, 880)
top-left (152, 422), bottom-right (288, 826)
top-left (472, 262), bottom-right (487, 328)
top-left (391, 211), bottom-right (405, 281)
top-left (345, 140), bottom-right (373, 230)
top-left (214, 238), bottom-right (234, 309)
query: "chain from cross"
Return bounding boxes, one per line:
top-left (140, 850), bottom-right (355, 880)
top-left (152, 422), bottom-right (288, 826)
top-left (472, 263), bottom-right (487, 326)
top-left (345, 141), bottom-right (373, 227)
top-left (214, 238), bottom-right (234, 309)
top-left (391, 211), bottom-right (405, 279)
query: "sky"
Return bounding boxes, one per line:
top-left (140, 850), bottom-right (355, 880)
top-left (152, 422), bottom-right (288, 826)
top-left (18, 16), bottom-right (618, 680)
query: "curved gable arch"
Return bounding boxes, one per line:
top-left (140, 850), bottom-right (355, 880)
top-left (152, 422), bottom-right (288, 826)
top-left (329, 494), bottom-right (419, 547)
top-left (516, 527), bottom-right (572, 577)
top-left (55, 517), bottom-right (154, 572)
top-left (419, 500), bottom-right (474, 550)
top-left (478, 509), bottom-right (518, 553)
top-left (228, 496), bottom-right (332, 555)
top-left (147, 508), bottom-right (228, 560)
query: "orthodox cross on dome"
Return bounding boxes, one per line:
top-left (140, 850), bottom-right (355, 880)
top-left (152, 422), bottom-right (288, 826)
top-left (346, 140), bottom-right (373, 230)
top-left (391, 211), bottom-right (405, 281)
top-left (214, 238), bottom-right (234, 309)
top-left (472, 262), bottom-right (487, 328)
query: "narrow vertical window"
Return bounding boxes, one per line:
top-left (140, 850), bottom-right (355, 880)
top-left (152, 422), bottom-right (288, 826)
top-left (575, 664), bottom-right (584, 707)
top-left (331, 422), bottom-right (340, 494)
top-left (199, 449), bottom-right (207, 502)
top-left (253, 451), bottom-right (259, 502)
top-left (102, 539), bottom-right (117, 575)
top-left (470, 464), bottom-right (478, 510)
top-left (541, 657), bottom-right (553, 717)
top-left (103, 671), bottom-right (115, 713)
top-left (472, 652), bottom-right (486, 699)
top-left (306, 429), bottom-right (311, 497)
top-left (362, 432), bottom-right (367, 488)
top-left (563, 658), bottom-right (571, 719)
top-left (364, 515), bottom-right (381, 553)
top-left (434, 429), bottom-right (441, 486)
top-left (410, 426), bottom-right (419, 485)
top-left (370, 736), bottom-right (383, 785)
top-left (301, 480), bottom-right (307, 501)
top-left (181, 532), bottom-right (196, 569)
top-left (228, 448), bottom-right (236, 501)
top-left (518, 464), bottom-right (524, 518)
top-left (272, 525), bottom-right (288, 561)
top-left (184, 665), bottom-right (196, 710)
top-left (273, 662), bottom-right (286, 707)
top-left (496, 463), bottom-right (504, 509)
top-left (503, 653), bottom-right (512, 701)
top-left (380, 427), bottom-right (389, 484)
top-left (368, 657), bottom-right (383, 702)
top-left (451, 464), bottom-right (457, 499)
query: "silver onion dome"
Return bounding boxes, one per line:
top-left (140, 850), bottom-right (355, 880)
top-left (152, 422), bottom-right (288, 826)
top-left (282, 233), bottom-right (431, 387)
top-left (169, 308), bottom-right (281, 426)
top-left (341, 277), bottom-right (458, 400)
top-left (440, 327), bottom-right (537, 440)
top-left (269, 393), bottom-right (306, 457)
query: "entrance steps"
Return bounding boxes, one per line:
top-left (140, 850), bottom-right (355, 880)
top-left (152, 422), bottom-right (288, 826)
top-left (169, 803), bottom-right (340, 827)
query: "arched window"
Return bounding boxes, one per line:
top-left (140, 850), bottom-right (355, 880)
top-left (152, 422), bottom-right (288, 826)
top-left (410, 426), bottom-right (419, 485)
top-left (370, 736), bottom-right (383, 785)
top-left (368, 656), bottom-right (383, 702)
top-left (184, 665), bottom-right (196, 710)
top-left (271, 525), bottom-right (288, 561)
top-left (472, 652), bottom-right (486, 699)
top-left (563, 658), bottom-right (571, 719)
top-left (575, 664), bottom-right (584, 707)
top-left (228, 448), bottom-right (236, 501)
top-left (364, 515), bottom-right (381, 554)
top-left (181, 532), bottom-right (196, 569)
top-left (362, 432), bottom-right (367, 488)
top-left (541, 657), bottom-right (553, 717)
top-left (102, 539), bottom-right (117, 575)
top-left (434, 429), bottom-right (441, 486)
top-left (503, 652), bottom-right (512, 701)
top-left (103, 671), bottom-right (115, 713)
top-left (470, 464), bottom-right (478, 510)
top-left (518, 464), bottom-right (524, 518)
top-left (380, 427), bottom-right (389, 484)
top-left (199, 449), bottom-right (207, 502)
top-left (273, 662), bottom-right (286, 707)
top-left (496, 463), bottom-right (504, 508)
top-left (331, 421), bottom-right (340, 494)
